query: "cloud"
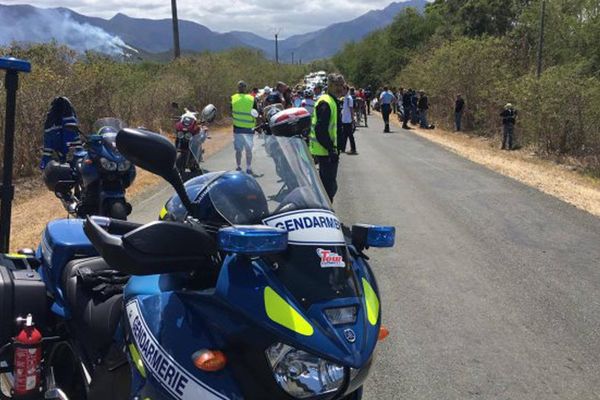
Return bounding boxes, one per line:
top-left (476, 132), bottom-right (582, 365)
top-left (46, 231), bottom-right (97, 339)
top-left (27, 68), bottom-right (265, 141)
top-left (0, 0), bottom-right (402, 37)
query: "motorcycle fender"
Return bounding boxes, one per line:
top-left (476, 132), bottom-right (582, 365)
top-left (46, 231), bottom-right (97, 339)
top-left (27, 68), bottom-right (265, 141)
top-left (124, 296), bottom-right (240, 400)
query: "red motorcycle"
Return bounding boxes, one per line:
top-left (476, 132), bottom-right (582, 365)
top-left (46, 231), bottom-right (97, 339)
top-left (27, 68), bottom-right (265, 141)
top-left (173, 105), bottom-right (216, 179)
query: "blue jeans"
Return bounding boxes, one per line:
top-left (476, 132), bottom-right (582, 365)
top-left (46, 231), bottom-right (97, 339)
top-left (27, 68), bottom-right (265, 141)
top-left (455, 111), bottom-right (463, 131)
top-left (502, 124), bottom-right (514, 149)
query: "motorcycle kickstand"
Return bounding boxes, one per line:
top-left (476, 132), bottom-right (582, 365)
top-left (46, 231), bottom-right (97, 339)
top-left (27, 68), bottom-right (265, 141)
top-left (44, 367), bottom-right (69, 400)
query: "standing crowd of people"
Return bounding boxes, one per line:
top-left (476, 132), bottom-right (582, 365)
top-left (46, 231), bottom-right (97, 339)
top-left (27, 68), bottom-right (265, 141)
top-left (230, 76), bottom-right (521, 207)
top-left (367, 86), bottom-right (518, 149)
top-left (231, 73), bottom-right (370, 204)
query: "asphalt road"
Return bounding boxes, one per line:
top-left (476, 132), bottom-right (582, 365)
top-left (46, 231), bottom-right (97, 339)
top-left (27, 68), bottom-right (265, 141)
top-left (131, 117), bottom-right (600, 399)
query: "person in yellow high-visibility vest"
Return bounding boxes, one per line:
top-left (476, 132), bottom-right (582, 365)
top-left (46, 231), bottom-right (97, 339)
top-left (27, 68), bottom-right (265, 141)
top-left (309, 73), bottom-right (346, 202)
top-left (231, 80), bottom-right (258, 174)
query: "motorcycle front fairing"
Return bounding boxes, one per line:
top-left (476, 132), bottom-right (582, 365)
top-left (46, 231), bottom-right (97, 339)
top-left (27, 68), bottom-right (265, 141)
top-left (122, 245), bottom-right (380, 399)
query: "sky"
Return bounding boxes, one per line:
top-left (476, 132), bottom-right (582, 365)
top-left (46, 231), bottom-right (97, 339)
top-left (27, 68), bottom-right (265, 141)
top-left (0, 0), bottom-right (409, 38)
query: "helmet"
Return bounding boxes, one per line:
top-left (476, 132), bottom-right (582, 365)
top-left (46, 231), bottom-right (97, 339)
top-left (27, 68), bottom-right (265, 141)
top-left (162, 171), bottom-right (269, 230)
top-left (304, 89), bottom-right (314, 98)
top-left (201, 104), bottom-right (217, 123)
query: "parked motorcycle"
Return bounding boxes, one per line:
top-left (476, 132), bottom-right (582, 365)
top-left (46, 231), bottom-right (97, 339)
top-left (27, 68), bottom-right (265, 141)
top-left (0, 112), bottom-right (394, 399)
top-left (173, 105), bottom-right (217, 179)
top-left (43, 118), bottom-right (136, 220)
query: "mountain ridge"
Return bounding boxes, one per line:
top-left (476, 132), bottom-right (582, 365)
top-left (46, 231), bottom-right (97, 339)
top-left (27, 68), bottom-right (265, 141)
top-left (0, 1), bottom-right (427, 60)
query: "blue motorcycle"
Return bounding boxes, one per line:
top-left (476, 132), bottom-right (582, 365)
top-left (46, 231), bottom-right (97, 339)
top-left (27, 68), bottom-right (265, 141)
top-left (43, 118), bottom-right (136, 220)
top-left (1, 121), bottom-right (394, 399)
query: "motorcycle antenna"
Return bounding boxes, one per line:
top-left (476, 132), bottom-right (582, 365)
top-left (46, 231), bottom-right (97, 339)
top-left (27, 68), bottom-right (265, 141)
top-left (0, 57), bottom-right (31, 253)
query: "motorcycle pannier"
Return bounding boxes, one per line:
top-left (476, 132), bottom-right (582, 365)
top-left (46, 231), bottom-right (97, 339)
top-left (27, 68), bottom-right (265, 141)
top-left (0, 255), bottom-right (48, 346)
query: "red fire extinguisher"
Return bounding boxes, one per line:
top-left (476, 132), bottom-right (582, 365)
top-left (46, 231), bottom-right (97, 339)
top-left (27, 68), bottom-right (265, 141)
top-left (13, 314), bottom-right (42, 398)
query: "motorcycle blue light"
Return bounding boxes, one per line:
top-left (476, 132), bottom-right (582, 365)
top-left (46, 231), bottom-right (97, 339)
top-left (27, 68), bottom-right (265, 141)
top-left (0, 57), bottom-right (31, 72)
top-left (366, 225), bottom-right (395, 248)
top-left (218, 225), bottom-right (288, 255)
top-left (352, 224), bottom-right (395, 249)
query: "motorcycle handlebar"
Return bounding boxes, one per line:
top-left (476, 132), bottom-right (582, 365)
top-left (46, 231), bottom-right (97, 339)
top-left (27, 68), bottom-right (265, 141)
top-left (89, 216), bottom-right (142, 235)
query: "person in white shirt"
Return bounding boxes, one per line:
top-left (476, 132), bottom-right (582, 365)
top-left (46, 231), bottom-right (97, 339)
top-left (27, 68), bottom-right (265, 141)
top-left (339, 85), bottom-right (357, 154)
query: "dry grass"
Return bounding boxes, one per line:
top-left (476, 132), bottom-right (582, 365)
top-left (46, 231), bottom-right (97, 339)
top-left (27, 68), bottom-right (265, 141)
top-left (7, 127), bottom-right (232, 251)
top-left (390, 118), bottom-right (600, 217)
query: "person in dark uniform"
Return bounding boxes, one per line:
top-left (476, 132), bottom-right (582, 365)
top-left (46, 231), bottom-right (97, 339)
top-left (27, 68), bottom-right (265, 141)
top-left (364, 85), bottom-right (373, 115)
top-left (309, 73), bottom-right (346, 202)
top-left (401, 88), bottom-right (412, 129)
top-left (500, 103), bottom-right (517, 150)
top-left (417, 90), bottom-right (429, 128)
top-left (455, 94), bottom-right (465, 131)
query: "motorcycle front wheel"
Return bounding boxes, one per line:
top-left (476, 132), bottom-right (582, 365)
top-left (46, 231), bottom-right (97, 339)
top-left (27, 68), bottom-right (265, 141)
top-left (107, 201), bottom-right (129, 220)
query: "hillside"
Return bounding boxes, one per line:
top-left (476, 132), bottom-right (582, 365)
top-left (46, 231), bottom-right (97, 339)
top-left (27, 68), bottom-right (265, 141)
top-left (0, 1), bottom-right (427, 60)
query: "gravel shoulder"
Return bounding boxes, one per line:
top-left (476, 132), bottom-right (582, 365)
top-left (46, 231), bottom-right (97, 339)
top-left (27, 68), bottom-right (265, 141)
top-left (388, 117), bottom-right (600, 217)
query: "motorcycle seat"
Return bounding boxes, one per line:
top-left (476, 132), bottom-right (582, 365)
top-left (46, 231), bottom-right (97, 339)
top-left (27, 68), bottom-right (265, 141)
top-left (62, 257), bottom-right (128, 357)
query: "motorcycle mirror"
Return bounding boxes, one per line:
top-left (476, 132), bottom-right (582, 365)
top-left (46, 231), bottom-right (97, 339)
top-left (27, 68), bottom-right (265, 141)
top-left (201, 104), bottom-right (217, 123)
top-left (116, 128), bottom-right (195, 212)
top-left (251, 109), bottom-right (259, 118)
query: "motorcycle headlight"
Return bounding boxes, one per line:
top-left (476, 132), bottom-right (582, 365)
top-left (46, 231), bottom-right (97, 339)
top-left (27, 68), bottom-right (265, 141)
top-left (99, 157), bottom-right (117, 171)
top-left (185, 132), bottom-right (192, 139)
top-left (176, 131), bottom-right (184, 139)
top-left (118, 160), bottom-right (131, 171)
top-left (265, 343), bottom-right (345, 398)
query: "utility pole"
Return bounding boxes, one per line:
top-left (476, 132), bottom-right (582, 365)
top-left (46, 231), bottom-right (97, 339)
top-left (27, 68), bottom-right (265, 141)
top-left (171, 0), bottom-right (181, 59)
top-left (275, 32), bottom-right (279, 64)
top-left (291, 52), bottom-right (294, 64)
top-left (536, 0), bottom-right (546, 78)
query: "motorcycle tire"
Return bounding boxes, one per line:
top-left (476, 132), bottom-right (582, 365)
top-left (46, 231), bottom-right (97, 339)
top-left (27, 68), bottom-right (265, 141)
top-left (107, 201), bottom-right (129, 220)
top-left (175, 153), bottom-right (186, 175)
top-left (46, 341), bottom-right (89, 400)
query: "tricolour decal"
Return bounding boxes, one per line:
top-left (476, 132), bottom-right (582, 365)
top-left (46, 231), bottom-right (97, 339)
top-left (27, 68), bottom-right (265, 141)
top-left (126, 300), bottom-right (229, 400)
top-left (316, 248), bottom-right (345, 268)
top-left (263, 209), bottom-right (345, 246)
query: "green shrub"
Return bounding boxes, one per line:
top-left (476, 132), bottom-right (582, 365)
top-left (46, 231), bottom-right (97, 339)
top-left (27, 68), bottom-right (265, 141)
top-left (0, 44), bottom-right (309, 178)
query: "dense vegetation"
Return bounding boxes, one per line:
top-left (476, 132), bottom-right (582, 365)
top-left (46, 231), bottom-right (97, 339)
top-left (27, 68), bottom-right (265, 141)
top-left (333, 0), bottom-right (600, 174)
top-left (0, 44), bottom-right (310, 178)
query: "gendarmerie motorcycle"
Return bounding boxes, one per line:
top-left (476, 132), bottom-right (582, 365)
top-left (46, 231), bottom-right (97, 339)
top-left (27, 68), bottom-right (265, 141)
top-left (0, 108), bottom-right (394, 400)
top-left (43, 118), bottom-right (136, 220)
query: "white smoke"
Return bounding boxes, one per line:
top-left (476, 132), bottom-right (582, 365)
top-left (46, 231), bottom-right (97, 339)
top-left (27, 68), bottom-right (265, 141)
top-left (0, 8), bottom-right (130, 56)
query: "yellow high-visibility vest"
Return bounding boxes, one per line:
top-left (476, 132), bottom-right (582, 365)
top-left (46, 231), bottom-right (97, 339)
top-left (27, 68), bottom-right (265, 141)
top-left (231, 93), bottom-right (256, 129)
top-left (309, 94), bottom-right (337, 156)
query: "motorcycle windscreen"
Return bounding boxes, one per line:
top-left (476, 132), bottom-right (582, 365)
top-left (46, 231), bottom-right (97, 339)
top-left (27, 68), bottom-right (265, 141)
top-left (273, 244), bottom-right (359, 307)
top-left (93, 117), bottom-right (126, 133)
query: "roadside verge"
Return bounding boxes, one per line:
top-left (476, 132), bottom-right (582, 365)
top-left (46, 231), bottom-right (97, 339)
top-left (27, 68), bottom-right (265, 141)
top-left (388, 116), bottom-right (600, 217)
